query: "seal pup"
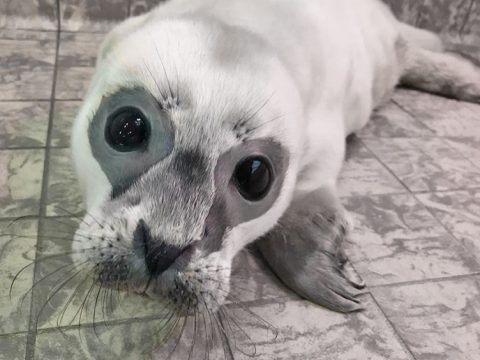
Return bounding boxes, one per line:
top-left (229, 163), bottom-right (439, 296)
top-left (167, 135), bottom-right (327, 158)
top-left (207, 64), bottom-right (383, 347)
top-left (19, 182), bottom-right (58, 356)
top-left (71, 0), bottom-right (480, 315)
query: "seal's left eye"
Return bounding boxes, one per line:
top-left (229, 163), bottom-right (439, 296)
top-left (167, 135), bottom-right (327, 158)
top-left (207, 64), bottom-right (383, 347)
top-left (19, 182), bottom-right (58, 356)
top-left (105, 107), bottom-right (149, 152)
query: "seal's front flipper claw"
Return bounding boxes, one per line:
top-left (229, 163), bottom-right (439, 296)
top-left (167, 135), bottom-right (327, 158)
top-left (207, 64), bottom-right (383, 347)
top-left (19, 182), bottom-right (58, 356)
top-left (257, 188), bottom-right (365, 313)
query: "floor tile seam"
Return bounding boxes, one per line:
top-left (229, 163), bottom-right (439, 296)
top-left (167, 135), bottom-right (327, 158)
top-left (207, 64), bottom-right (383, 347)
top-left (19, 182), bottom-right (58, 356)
top-left (411, 191), bottom-right (480, 268)
top-left (368, 293), bottom-right (418, 360)
top-left (25, 2), bottom-right (61, 357)
top-left (368, 272), bottom-right (480, 289)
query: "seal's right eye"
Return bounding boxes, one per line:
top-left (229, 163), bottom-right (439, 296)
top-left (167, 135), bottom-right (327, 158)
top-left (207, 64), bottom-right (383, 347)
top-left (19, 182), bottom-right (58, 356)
top-left (105, 107), bottom-right (150, 152)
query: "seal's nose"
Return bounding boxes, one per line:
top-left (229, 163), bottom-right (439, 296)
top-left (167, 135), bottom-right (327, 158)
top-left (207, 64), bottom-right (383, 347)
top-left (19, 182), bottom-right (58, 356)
top-left (133, 220), bottom-right (184, 276)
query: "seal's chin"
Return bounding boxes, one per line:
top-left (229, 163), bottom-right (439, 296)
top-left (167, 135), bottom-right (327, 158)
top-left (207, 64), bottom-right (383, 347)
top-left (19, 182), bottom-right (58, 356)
top-left (139, 262), bottom-right (232, 314)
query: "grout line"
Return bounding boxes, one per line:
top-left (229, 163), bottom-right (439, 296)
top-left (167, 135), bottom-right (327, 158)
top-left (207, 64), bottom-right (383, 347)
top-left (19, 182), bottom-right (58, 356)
top-left (0, 331), bottom-right (29, 339)
top-left (0, 214), bottom-right (84, 223)
top-left (0, 97), bottom-right (83, 103)
top-left (412, 191), bottom-right (480, 268)
top-left (391, 98), bottom-right (437, 135)
top-left (340, 186), bottom-right (480, 201)
top-left (368, 272), bottom-right (480, 290)
top-left (0, 146), bottom-right (69, 151)
top-left (24, 0), bottom-right (62, 357)
top-left (369, 294), bottom-right (418, 360)
top-left (357, 138), bottom-right (412, 193)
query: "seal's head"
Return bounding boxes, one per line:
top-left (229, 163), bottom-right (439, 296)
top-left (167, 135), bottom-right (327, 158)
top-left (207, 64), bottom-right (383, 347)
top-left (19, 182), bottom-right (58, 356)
top-left (71, 16), bottom-right (302, 313)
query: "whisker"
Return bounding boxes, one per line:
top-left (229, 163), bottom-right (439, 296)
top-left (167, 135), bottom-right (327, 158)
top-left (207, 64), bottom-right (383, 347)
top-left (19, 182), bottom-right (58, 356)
top-left (34, 264), bottom-right (92, 327)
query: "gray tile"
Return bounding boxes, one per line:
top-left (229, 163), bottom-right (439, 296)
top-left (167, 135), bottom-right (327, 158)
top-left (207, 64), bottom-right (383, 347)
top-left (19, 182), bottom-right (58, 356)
top-left (0, 219), bottom-right (37, 334)
top-left (35, 318), bottom-right (173, 360)
top-left (416, 0), bottom-right (474, 38)
top-left (0, 333), bottom-right (27, 360)
top-left (0, 0), bottom-right (57, 31)
top-left (51, 101), bottom-right (81, 147)
top-left (444, 137), bottom-right (480, 170)
top-left (0, 149), bottom-right (44, 217)
top-left (55, 66), bottom-right (95, 100)
top-left (382, 0), bottom-right (420, 27)
top-left (338, 137), bottom-right (406, 197)
top-left (0, 30), bottom-right (56, 100)
top-left (130, 0), bottom-right (164, 17)
top-left (60, 0), bottom-right (129, 33)
top-left (393, 89), bottom-right (480, 138)
top-left (59, 32), bottom-right (104, 68)
top-left (363, 137), bottom-right (480, 192)
top-left (461, 1), bottom-right (480, 46)
top-left (0, 101), bottom-right (50, 148)
top-left (45, 148), bottom-right (84, 216)
top-left (343, 194), bottom-right (479, 286)
top-left (372, 276), bottom-right (480, 360)
top-left (417, 189), bottom-right (480, 264)
top-left (359, 100), bottom-right (435, 138)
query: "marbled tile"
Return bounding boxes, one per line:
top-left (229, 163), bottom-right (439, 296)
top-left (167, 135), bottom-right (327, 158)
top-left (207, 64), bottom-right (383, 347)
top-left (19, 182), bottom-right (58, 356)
top-left (35, 318), bottom-right (176, 360)
top-left (0, 0), bottom-right (57, 31)
top-left (51, 101), bottom-right (81, 147)
top-left (0, 333), bottom-right (27, 360)
top-left (60, 0), bottom-right (129, 33)
top-left (59, 32), bottom-right (104, 68)
top-left (0, 30), bottom-right (56, 100)
top-left (417, 189), bottom-right (480, 263)
top-left (372, 276), bottom-right (480, 360)
top-left (343, 194), bottom-right (479, 286)
top-left (382, 0), bottom-right (420, 27)
top-left (461, 1), bottom-right (480, 46)
top-left (154, 296), bottom-right (412, 360)
top-left (338, 137), bottom-right (406, 198)
top-left (444, 137), bottom-right (480, 171)
top-left (359, 100), bottom-right (435, 138)
top-left (45, 148), bottom-right (84, 216)
top-left (0, 101), bottom-right (50, 148)
top-left (393, 89), bottom-right (480, 138)
top-left (55, 67), bottom-right (95, 100)
top-left (416, 0), bottom-right (473, 37)
top-left (0, 149), bottom-right (44, 217)
top-left (37, 295), bottom-right (412, 360)
top-left (363, 137), bottom-right (480, 192)
top-left (130, 0), bottom-right (164, 16)
top-left (0, 219), bottom-right (37, 334)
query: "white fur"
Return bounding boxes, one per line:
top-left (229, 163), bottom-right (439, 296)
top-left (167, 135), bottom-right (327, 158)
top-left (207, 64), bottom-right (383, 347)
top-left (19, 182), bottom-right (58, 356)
top-left (71, 0), bottom-right (408, 295)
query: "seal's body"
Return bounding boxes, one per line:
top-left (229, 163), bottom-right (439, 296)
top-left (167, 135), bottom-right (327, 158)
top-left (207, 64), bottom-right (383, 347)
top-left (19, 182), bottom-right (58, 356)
top-left (71, 0), bottom-right (480, 313)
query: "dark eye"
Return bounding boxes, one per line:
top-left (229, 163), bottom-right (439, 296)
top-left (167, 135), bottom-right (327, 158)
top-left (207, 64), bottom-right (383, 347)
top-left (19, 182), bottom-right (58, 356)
top-left (105, 107), bottom-right (149, 152)
top-left (233, 156), bottom-right (272, 201)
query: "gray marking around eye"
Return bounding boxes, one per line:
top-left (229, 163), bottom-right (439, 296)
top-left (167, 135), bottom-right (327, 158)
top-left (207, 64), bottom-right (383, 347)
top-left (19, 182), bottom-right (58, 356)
top-left (88, 88), bottom-right (175, 193)
top-left (202, 139), bottom-right (289, 253)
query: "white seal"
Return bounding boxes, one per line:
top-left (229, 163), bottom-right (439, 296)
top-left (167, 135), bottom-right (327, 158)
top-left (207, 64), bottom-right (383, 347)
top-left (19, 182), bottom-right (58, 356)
top-left (71, 0), bottom-right (480, 313)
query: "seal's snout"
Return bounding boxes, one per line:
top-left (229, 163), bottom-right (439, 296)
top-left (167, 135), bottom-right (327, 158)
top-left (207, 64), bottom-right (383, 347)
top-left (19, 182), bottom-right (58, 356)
top-left (133, 219), bottom-right (190, 277)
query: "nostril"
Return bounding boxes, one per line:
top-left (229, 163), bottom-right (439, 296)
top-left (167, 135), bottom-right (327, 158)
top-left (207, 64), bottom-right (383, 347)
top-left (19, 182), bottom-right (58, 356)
top-left (133, 220), bottom-right (185, 277)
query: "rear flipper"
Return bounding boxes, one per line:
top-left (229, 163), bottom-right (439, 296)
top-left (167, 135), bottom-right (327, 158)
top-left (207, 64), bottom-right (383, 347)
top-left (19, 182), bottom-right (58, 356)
top-left (400, 36), bottom-right (480, 103)
top-left (256, 188), bottom-right (365, 313)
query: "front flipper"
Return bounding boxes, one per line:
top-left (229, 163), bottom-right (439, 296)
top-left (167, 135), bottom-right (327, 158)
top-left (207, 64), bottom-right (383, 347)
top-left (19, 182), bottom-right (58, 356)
top-left (257, 189), bottom-right (365, 313)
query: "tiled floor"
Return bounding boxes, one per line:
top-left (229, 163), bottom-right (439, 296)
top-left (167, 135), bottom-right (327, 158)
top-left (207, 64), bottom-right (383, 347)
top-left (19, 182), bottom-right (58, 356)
top-left (1, 1), bottom-right (480, 360)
